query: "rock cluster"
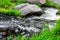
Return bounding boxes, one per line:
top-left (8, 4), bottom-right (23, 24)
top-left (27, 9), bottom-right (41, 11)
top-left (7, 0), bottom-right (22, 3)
top-left (15, 3), bottom-right (60, 37)
top-left (15, 3), bottom-right (60, 20)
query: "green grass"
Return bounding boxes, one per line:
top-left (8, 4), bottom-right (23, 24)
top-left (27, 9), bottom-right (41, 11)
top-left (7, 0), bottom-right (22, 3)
top-left (0, 0), bottom-right (23, 17)
top-left (0, 0), bottom-right (60, 17)
top-left (0, 0), bottom-right (15, 8)
top-left (45, 0), bottom-right (60, 9)
top-left (0, 8), bottom-right (22, 17)
top-left (30, 20), bottom-right (60, 40)
top-left (7, 33), bottom-right (27, 40)
top-left (15, 0), bottom-right (24, 5)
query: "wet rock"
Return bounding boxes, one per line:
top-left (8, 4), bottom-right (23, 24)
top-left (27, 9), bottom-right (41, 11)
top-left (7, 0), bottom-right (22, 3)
top-left (20, 5), bottom-right (42, 16)
top-left (26, 27), bottom-right (39, 33)
top-left (15, 3), bottom-right (30, 10)
top-left (0, 14), bottom-right (18, 31)
top-left (48, 22), bottom-right (56, 30)
top-left (56, 10), bottom-right (60, 15)
top-left (0, 14), bottom-right (43, 37)
top-left (40, 7), bottom-right (60, 20)
top-left (19, 16), bottom-right (44, 34)
top-left (0, 14), bottom-right (20, 39)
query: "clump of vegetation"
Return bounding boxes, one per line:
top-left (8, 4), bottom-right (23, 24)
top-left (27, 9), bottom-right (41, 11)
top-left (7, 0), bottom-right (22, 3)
top-left (46, 0), bottom-right (60, 9)
top-left (35, 0), bottom-right (60, 9)
top-left (0, 0), bottom-right (15, 8)
top-left (7, 33), bottom-right (27, 40)
top-left (0, 8), bottom-right (21, 16)
top-left (6, 9), bottom-right (21, 16)
top-left (52, 20), bottom-right (60, 35)
top-left (0, 0), bottom-right (23, 17)
top-left (15, 0), bottom-right (24, 5)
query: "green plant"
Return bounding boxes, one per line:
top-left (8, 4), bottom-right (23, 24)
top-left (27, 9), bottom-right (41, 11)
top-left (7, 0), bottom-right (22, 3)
top-left (52, 20), bottom-right (60, 35)
top-left (0, 8), bottom-right (7, 14)
top-left (30, 20), bottom-right (60, 40)
top-left (7, 33), bottom-right (27, 40)
top-left (0, 8), bottom-right (21, 17)
top-left (6, 9), bottom-right (21, 16)
top-left (15, 0), bottom-right (24, 5)
top-left (0, 0), bottom-right (10, 8)
top-left (0, 0), bottom-right (15, 8)
top-left (46, 0), bottom-right (60, 9)
top-left (36, 3), bottom-right (41, 8)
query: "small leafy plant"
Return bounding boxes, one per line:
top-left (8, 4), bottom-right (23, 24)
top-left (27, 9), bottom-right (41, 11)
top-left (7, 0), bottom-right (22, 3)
top-left (0, 0), bottom-right (11, 8)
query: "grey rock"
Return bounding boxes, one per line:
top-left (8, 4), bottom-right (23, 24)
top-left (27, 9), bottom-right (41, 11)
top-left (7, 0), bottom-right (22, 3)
top-left (24, 0), bottom-right (46, 4)
top-left (25, 27), bottom-right (39, 33)
top-left (48, 22), bottom-right (56, 30)
top-left (15, 3), bottom-right (30, 10)
top-left (20, 5), bottom-right (42, 15)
